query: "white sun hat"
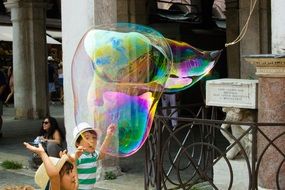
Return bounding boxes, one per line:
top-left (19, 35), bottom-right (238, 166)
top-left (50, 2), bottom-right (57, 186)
top-left (73, 122), bottom-right (97, 146)
top-left (35, 154), bottom-right (69, 190)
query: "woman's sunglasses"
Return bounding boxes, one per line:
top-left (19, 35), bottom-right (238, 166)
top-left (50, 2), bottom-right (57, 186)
top-left (42, 121), bottom-right (49, 124)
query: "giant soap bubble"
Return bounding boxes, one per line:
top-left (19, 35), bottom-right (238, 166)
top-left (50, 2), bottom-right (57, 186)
top-left (72, 23), bottom-right (221, 157)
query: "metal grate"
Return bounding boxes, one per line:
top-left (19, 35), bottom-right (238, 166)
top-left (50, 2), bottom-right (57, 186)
top-left (145, 105), bottom-right (285, 190)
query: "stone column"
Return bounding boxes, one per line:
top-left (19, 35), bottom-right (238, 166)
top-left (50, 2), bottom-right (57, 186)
top-left (5, 0), bottom-right (48, 119)
top-left (245, 55), bottom-right (285, 189)
top-left (271, 0), bottom-right (285, 53)
top-left (129, 0), bottom-right (148, 25)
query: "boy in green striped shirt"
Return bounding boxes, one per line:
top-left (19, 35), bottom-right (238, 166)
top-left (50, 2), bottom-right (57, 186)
top-left (73, 122), bottom-right (116, 190)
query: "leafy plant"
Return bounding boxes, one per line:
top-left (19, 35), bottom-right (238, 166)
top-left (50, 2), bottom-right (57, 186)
top-left (1, 160), bottom-right (23, 169)
top-left (104, 171), bottom-right (117, 180)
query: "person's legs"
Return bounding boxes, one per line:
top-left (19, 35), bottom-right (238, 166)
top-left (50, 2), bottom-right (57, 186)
top-left (58, 78), bottom-right (64, 103)
top-left (59, 87), bottom-right (64, 104)
top-left (30, 152), bottom-right (42, 169)
top-left (4, 88), bottom-right (14, 106)
top-left (0, 117), bottom-right (2, 138)
top-left (161, 94), bottom-right (178, 128)
top-left (168, 94), bottom-right (178, 127)
top-left (161, 94), bottom-right (170, 117)
top-left (48, 83), bottom-right (56, 104)
top-left (0, 101), bottom-right (3, 137)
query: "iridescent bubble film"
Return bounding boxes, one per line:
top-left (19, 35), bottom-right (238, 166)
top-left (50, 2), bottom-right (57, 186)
top-left (164, 39), bottom-right (221, 92)
top-left (71, 23), bottom-right (221, 157)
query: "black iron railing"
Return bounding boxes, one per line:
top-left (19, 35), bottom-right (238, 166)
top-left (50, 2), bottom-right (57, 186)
top-left (145, 105), bottom-right (285, 190)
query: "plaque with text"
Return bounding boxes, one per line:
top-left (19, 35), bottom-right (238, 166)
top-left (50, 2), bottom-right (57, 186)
top-left (206, 79), bottom-right (258, 109)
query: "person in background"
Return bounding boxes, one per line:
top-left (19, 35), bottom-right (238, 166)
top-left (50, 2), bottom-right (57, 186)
top-left (38, 116), bottom-right (66, 157)
top-left (57, 62), bottom-right (64, 104)
top-left (161, 93), bottom-right (178, 128)
top-left (0, 66), bottom-right (6, 138)
top-left (48, 56), bottom-right (57, 104)
top-left (4, 66), bottom-right (13, 107)
top-left (24, 142), bottom-right (78, 190)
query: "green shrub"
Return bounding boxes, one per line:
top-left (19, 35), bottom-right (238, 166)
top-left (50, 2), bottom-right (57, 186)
top-left (104, 171), bottom-right (117, 180)
top-left (1, 160), bottom-right (23, 169)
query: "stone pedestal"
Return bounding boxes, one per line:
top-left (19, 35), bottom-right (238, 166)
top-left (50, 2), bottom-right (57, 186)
top-left (245, 55), bottom-right (285, 189)
top-left (207, 79), bottom-right (257, 188)
top-left (5, 0), bottom-right (48, 119)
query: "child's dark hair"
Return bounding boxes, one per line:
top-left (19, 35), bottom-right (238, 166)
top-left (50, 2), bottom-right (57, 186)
top-left (75, 130), bottom-right (97, 147)
top-left (59, 161), bottom-right (74, 177)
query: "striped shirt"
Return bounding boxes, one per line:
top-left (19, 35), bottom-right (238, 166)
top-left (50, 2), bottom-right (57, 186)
top-left (76, 151), bottom-right (99, 190)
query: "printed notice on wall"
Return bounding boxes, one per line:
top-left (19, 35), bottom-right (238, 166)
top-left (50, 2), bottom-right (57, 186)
top-left (206, 79), bottom-right (258, 109)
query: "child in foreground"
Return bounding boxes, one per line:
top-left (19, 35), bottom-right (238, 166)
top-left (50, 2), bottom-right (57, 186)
top-left (73, 122), bottom-right (116, 190)
top-left (24, 142), bottom-right (77, 190)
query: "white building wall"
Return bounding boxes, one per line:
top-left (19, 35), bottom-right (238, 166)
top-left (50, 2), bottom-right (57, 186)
top-left (61, 0), bottom-right (96, 152)
top-left (61, 0), bottom-right (117, 152)
top-left (271, 0), bottom-right (285, 53)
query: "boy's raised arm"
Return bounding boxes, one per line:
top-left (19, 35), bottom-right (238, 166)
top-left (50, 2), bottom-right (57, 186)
top-left (98, 123), bottom-right (116, 160)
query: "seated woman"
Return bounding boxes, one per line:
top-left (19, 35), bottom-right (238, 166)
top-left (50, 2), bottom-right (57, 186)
top-left (24, 142), bottom-right (77, 190)
top-left (39, 116), bottom-right (66, 157)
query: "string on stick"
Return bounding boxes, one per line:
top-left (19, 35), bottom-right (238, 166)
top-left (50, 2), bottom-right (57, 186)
top-left (225, 0), bottom-right (258, 47)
